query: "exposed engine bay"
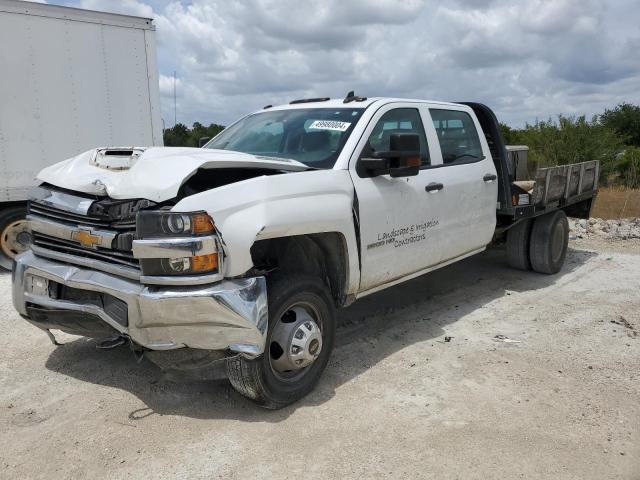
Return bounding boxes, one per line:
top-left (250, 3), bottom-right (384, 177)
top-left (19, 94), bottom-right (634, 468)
top-left (177, 167), bottom-right (286, 198)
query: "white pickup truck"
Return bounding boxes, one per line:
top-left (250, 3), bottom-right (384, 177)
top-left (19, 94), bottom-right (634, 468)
top-left (12, 94), bottom-right (599, 408)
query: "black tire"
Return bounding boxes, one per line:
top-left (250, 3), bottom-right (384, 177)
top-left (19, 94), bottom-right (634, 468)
top-left (226, 274), bottom-right (336, 409)
top-left (506, 219), bottom-right (532, 270)
top-left (0, 205), bottom-right (29, 271)
top-left (529, 210), bottom-right (569, 274)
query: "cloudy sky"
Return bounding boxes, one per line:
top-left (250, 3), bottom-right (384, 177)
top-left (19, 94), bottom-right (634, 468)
top-left (34, 0), bottom-right (640, 128)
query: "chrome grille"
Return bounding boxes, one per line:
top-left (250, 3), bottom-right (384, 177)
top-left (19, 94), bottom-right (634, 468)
top-left (32, 232), bottom-right (139, 269)
top-left (28, 197), bottom-right (139, 274)
top-left (29, 201), bottom-right (136, 230)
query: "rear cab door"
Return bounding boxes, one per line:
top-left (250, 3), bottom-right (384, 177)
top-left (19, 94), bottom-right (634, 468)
top-left (422, 105), bottom-right (498, 262)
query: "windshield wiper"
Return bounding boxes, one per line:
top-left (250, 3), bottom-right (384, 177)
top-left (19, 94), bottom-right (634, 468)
top-left (253, 154), bottom-right (312, 169)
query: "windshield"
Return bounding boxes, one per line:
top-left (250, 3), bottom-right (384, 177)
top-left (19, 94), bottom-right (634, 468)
top-left (205, 108), bottom-right (365, 169)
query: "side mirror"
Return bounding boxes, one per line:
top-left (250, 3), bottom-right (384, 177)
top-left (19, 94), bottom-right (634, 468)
top-left (358, 133), bottom-right (421, 178)
top-left (198, 136), bottom-right (211, 148)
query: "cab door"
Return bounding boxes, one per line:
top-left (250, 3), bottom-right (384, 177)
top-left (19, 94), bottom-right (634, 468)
top-left (349, 104), bottom-right (444, 291)
top-left (425, 107), bottom-right (498, 259)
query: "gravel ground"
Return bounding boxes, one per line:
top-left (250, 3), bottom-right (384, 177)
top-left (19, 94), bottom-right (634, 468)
top-left (570, 217), bottom-right (640, 240)
top-left (1, 235), bottom-right (639, 479)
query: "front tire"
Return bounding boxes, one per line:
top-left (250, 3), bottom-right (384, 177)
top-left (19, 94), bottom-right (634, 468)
top-left (529, 210), bottom-right (569, 274)
top-left (226, 274), bottom-right (336, 409)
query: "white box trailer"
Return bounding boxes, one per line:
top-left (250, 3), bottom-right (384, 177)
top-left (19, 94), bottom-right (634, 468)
top-left (0, 0), bottom-right (162, 268)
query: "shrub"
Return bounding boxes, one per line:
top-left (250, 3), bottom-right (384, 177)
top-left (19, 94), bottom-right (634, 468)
top-left (501, 115), bottom-right (624, 184)
top-left (613, 147), bottom-right (640, 188)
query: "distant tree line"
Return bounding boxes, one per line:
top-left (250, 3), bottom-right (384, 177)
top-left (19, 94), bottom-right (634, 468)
top-left (163, 103), bottom-right (640, 188)
top-left (163, 122), bottom-right (225, 148)
top-left (501, 103), bottom-right (640, 188)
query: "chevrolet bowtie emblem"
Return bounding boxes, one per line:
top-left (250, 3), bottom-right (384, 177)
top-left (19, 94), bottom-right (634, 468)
top-left (71, 229), bottom-right (102, 249)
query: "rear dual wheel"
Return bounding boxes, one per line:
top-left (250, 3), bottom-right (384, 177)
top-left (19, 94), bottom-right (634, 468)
top-left (506, 218), bottom-right (533, 270)
top-left (226, 274), bottom-right (335, 409)
top-left (529, 210), bottom-right (569, 274)
top-left (506, 210), bottom-right (569, 274)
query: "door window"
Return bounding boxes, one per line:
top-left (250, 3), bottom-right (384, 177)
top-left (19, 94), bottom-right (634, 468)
top-left (366, 108), bottom-right (430, 166)
top-left (430, 109), bottom-right (483, 165)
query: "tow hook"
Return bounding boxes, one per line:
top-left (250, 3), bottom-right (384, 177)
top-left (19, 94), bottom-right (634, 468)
top-left (96, 335), bottom-right (145, 363)
top-left (96, 335), bottom-right (127, 350)
top-left (44, 329), bottom-right (62, 346)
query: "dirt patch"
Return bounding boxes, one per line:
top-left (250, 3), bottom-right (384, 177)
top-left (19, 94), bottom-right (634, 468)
top-left (1, 239), bottom-right (639, 479)
top-left (592, 188), bottom-right (640, 219)
top-left (611, 316), bottom-right (637, 338)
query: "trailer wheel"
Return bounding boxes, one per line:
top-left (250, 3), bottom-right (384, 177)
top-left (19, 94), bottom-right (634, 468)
top-left (529, 211), bottom-right (569, 274)
top-left (506, 219), bottom-right (532, 270)
top-left (0, 205), bottom-right (30, 271)
top-left (226, 273), bottom-right (336, 409)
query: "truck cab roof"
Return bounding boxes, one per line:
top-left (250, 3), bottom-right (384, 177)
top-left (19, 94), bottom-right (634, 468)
top-left (261, 97), bottom-right (466, 113)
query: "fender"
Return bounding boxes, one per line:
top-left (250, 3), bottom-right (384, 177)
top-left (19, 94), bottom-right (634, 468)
top-left (173, 169), bottom-right (361, 295)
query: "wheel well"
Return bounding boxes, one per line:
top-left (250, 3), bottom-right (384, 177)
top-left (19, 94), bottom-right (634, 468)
top-left (0, 201), bottom-right (28, 212)
top-left (562, 198), bottom-right (594, 219)
top-left (250, 233), bottom-right (349, 307)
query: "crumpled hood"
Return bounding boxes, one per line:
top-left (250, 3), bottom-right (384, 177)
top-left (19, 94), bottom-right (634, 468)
top-left (37, 147), bottom-right (309, 202)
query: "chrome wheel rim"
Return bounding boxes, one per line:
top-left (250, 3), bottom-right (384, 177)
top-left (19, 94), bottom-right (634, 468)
top-left (268, 302), bottom-right (323, 382)
top-left (1, 219), bottom-right (30, 259)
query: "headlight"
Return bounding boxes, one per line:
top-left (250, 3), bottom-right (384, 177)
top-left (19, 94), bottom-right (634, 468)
top-left (140, 254), bottom-right (218, 276)
top-left (137, 210), bottom-right (215, 239)
top-left (136, 210), bottom-right (219, 277)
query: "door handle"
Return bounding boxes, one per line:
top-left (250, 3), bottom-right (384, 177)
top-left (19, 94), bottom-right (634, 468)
top-left (425, 182), bottom-right (444, 192)
top-left (483, 173), bottom-right (497, 182)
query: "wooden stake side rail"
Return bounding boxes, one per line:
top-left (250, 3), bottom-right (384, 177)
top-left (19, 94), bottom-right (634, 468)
top-left (531, 160), bottom-right (599, 207)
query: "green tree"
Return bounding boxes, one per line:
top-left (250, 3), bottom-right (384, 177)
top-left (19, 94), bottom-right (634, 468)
top-left (163, 123), bottom-right (190, 146)
top-left (613, 147), bottom-right (640, 188)
top-left (163, 122), bottom-right (225, 147)
top-left (199, 122), bottom-right (225, 146)
top-left (501, 115), bottom-right (624, 184)
top-left (499, 122), bottom-right (516, 144)
top-left (601, 103), bottom-right (640, 147)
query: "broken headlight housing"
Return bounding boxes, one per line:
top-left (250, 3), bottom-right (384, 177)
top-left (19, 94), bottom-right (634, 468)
top-left (137, 210), bottom-right (215, 238)
top-left (136, 210), bottom-right (219, 276)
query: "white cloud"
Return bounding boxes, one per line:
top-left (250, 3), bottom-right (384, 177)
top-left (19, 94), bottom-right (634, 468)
top-left (77, 0), bottom-right (152, 17)
top-left (58, 0), bottom-right (640, 127)
top-left (158, 74), bottom-right (182, 96)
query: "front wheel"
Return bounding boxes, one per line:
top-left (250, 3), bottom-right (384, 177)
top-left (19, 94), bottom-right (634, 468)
top-left (226, 274), bottom-right (336, 409)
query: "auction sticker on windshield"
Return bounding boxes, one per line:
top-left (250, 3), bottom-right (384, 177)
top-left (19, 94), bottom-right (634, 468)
top-left (309, 120), bottom-right (351, 132)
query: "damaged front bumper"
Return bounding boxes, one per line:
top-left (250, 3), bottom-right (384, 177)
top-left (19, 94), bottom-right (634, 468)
top-left (12, 251), bottom-right (268, 357)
